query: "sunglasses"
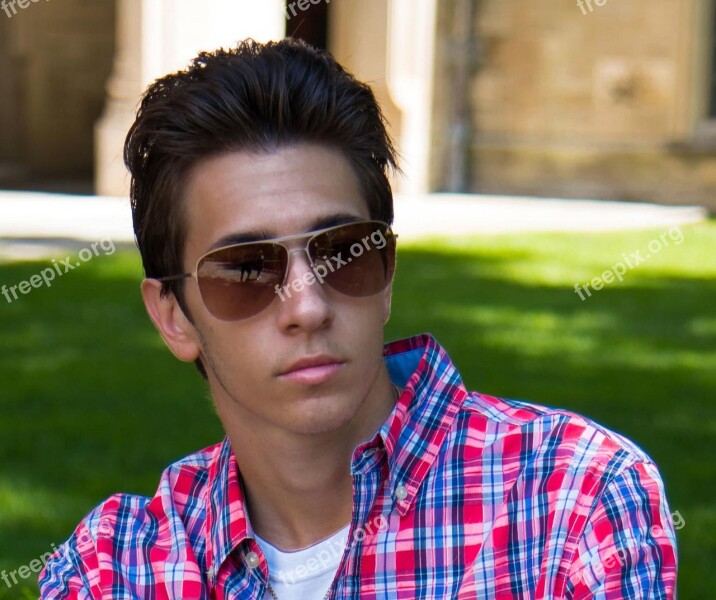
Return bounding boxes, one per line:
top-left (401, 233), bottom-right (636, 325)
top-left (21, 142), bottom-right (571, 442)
top-left (157, 220), bottom-right (397, 321)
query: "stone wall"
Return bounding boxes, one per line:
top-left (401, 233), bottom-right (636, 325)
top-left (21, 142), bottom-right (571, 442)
top-left (0, 0), bottom-right (115, 177)
top-left (431, 0), bottom-right (716, 211)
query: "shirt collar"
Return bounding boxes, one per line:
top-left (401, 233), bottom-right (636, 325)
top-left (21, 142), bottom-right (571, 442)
top-left (204, 436), bottom-right (251, 587)
top-left (204, 332), bottom-right (467, 582)
top-left (378, 333), bottom-right (468, 515)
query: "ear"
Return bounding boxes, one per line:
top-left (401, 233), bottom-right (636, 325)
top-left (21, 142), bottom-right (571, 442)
top-left (140, 279), bottom-right (201, 363)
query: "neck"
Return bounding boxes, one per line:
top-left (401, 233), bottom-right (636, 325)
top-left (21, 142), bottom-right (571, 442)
top-left (224, 368), bottom-right (397, 551)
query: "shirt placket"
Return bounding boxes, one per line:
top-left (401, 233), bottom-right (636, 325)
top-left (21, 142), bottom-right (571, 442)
top-left (215, 540), bottom-right (271, 600)
top-left (327, 444), bottom-right (386, 600)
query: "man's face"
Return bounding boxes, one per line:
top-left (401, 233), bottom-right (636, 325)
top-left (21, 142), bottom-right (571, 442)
top-left (177, 144), bottom-right (393, 436)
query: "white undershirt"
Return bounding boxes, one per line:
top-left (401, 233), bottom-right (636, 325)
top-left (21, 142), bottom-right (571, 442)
top-left (255, 524), bottom-right (350, 600)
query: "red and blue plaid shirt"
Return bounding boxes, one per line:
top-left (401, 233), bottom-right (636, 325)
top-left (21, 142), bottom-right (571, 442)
top-left (39, 333), bottom-right (677, 599)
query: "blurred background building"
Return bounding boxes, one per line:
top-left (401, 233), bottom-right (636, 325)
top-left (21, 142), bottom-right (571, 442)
top-left (0, 0), bottom-right (715, 212)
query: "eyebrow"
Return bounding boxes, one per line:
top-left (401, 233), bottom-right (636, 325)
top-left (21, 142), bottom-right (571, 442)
top-left (206, 212), bottom-right (365, 252)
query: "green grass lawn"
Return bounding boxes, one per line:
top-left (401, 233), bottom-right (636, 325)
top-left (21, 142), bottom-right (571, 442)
top-left (1, 221), bottom-right (714, 598)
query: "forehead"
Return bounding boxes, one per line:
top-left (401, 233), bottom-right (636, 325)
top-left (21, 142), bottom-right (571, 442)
top-left (181, 144), bottom-right (371, 259)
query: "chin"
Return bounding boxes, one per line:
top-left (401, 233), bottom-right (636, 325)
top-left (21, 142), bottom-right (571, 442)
top-left (285, 395), bottom-right (362, 435)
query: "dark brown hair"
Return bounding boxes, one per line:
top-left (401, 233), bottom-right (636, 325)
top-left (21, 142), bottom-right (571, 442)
top-left (124, 38), bottom-right (398, 376)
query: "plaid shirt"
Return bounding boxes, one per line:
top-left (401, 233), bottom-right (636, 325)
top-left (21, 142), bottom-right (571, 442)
top-left (39, 333), bottom-right (677, 599)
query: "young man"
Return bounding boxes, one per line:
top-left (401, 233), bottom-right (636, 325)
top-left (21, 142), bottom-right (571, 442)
top-left (39, 39), bottom-right (677, 599)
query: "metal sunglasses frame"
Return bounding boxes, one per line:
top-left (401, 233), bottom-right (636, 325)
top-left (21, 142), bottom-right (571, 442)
top-left (155, 219), bottom-right (398, 289)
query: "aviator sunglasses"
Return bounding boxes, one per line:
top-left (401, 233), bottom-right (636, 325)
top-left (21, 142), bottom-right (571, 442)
top-left (156, 220), bottom-right (397, 321)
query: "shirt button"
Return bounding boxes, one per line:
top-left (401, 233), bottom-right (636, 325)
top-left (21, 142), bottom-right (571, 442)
top-left (245, 551), bottom-right (260, 569)
top-left (395, 484), bottom-right (408, 501)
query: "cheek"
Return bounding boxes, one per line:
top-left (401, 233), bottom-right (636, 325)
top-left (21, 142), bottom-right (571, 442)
top-left (199, 322), bottom-right (268, 384)
top-left (340, 299), bottom-right (388, 355)
top-left (338, 295), bottom-right (387, 330)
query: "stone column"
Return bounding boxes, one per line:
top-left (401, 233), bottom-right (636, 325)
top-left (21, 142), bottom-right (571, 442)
top-left (386, 0), bottom-right (438, 195)
top-left (328, 0), bottom-right (403, 190)
top-left (95, 0), bottom-right (286, 197)
top-left (94, 0), bottom-right (143, 197)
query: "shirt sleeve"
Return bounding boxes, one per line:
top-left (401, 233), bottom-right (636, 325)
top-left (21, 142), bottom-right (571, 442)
top-left (566, 460), bottom-right (678, 599)
top-left (38, 520), bottom-right (99, 600)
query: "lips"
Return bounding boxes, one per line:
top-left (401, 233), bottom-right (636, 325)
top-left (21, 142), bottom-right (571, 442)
top-left (278, 355), bottom-right (345, 385)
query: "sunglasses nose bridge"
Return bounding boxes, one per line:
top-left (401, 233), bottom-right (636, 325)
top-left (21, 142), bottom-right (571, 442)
top-left (282, 245), bottom-right (316, 280)
top-left (286, 245), bottom-right (313, 261)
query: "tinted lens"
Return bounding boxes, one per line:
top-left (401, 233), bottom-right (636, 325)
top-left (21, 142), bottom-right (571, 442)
top-left (196, 243), bottom-right (287, 320)
top-left (309, 221), bottom-right (396, 297)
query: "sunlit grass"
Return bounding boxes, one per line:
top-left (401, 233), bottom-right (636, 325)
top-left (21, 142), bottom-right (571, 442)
top-left (1, 221), bottom-right (713, 597)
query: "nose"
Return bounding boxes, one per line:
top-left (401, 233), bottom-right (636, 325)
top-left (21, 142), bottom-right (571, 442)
top-left (274, 247), bottom-right (333, 332)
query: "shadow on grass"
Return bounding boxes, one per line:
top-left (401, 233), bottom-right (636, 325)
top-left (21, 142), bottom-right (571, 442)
top-left (0, 243), bottom-right (712, 596)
